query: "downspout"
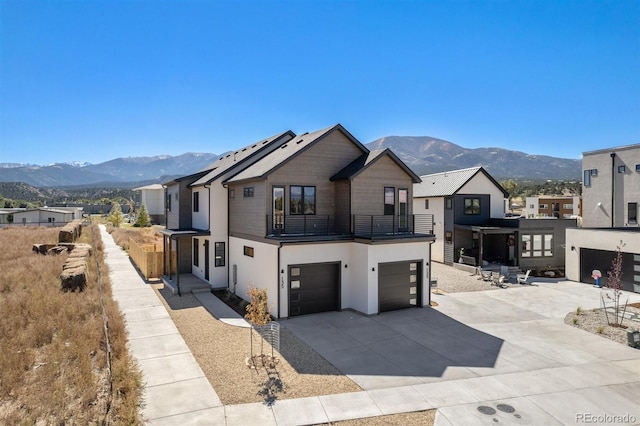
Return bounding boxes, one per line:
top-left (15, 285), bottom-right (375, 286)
top-left (223, 183), bottom-right (231, 292)
top-left (610, 152), bottom-right (616, 228)
top-left (277, 243), bottom-right (282, 319)
top-left (427, 240), bottom-right (434, 308)
top-left (175, 235), bottom-right (181, 297)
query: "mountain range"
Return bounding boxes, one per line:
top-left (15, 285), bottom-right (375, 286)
top-left (0, 137), bottom-right (581, 187)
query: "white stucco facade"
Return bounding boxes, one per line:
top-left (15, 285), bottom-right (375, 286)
top-left (229, 237), bottom-right (431, 318)
top-left (413, 197), bottom-right (445, 262)
top-left (458, 173), bottom-right (506, 218)
top-left (565, 228), bottom-right (640, 282)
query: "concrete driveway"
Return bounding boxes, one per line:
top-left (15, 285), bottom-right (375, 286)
top-left (282, 281), bottom-right (640, 425)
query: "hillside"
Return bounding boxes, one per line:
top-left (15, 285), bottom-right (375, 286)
top-left (366, 136), bottom-right (581, 180)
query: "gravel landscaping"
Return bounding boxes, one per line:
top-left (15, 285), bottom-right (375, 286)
top-left (564, 303), bottom-right (640, 346)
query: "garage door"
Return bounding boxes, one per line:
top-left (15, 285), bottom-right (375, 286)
top-left (289, 262), bottom-right (340, 316)
top-left (580, 248), bottom-right (639, 293)
top-left (379, 260), bottom-right (421, 312)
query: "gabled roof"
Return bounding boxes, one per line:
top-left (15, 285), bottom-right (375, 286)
top-left (133, 184), bottom-right (164, 191)
top-left (330, 148), bottom-right (421, 183)
top-left (162, 169), bottom-right (212, 187)
top-left (224, 124), bottom-right (368, 184)
top-left (414, 166), bottom-right (508, 198)
top-left (190, 130), bottom-right (296, 187)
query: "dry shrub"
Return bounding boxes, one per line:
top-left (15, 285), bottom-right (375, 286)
top-left (109, 225), bottom-right (162, 250)
top-left (0, 225), bottom-right (142, 424)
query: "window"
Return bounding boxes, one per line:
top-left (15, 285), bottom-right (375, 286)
top-left (243, 187), bottom-right (254, 198)
top-left (384, 187), bottom-right (395, 215)
top-left (229, 189), bottom-right (235, 198)
top-left (629, 203), bottom-right (638, 224)
top-left (445, 231), bottom-right (452, 242)
top-left (214, 242), bottom-right (225, 267)
top-left (563, 204), bottom-right (573, 209)
top-left (636, 164), bottom-right (640, 172)
top-left (529, 204), bottom-right (535, 209)
top-left (244, 246), bottom-right (254, 257)
top-left (583, 170), bottom-right (591, 187)
top-left (193, 192), bottom-right (199, 212)
top-left (539, 204), bottom-right (548, 209)
top-left (618, 165), bottom-right (626, 173)
top-left (424, 199), bottom-right (429, 209)
top-left (464, 198), bottom-right (480, 215)
top-left (273, 186), bottom-right (285, 228)
top-left (290, 185), bottom-right (315, 215)
top-left (521, 233), bottom-right (553, 257)
top-left (399, 189), bottom-right (408, 228)
top-left (193, 238), bottom-right (199, 266)
top-left (590, 169), bottom-right (598, 176)
top-left (445, 197), bottom-right (452, 210)
top-left (166, 192), bottom-right (172, 211)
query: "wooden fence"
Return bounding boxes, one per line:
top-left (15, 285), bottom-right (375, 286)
top-left (128, 238), bottom-right (163, 280)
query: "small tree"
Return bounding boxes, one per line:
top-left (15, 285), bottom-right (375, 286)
top-left (245, 286), bottom-right (272, 367)
top-left (134, 204), bottom-right (151, 227)
top-left (107, 203), bottom-right (125, 228)
top-left (602, 241), bottom-right (628, 328)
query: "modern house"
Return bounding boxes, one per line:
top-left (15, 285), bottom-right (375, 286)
top-left (161, 124), bottom-right (435, 318)
top-left (413, 166), bottom-right (575, 272)
top-left (566, 143), bottom-right (640, 293)
top-left (133, 184), bottom-right (165, 224)
top-left (523, 196), bottom-right (581, 219)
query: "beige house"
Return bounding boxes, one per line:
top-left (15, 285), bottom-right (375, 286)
top-left (162, 124), bottom-right (436, 318)
top-left (565, 143), bottom-right (640, 293)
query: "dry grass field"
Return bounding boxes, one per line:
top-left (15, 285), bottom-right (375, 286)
top-left (0, 225), bottom-right (143, 425)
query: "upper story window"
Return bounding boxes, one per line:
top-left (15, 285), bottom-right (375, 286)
top-left (583, 170), bottom-right (591, 187)
top-left (445, 197), bottom-right (452, 210)
top-left (193, 192), bottom-right (199, 212)
top-left (215, 242), bottom-right (225, 267)
top-left (166, 192), bottom-right (172, 211)
top-left (290, 185), bottom-right (316, 215)
top-left (636, 164), bottom-right (640, 172)
top-left (464, 197), bottom-right (480, 215)
top-left (563, 204), bottom-right (573, 209)
top-left (591, 169), bottom-right (598, 176)
top-left (424, 199), bottom-right (429, 209)
top-left (539, 204), bottom-right (548, 209)
top-left (243, 187), bottom-right (254, 198)
top-left (618, 165), bottom-right (626, 173)
top-left (384, 187), bottom-right (395, 215)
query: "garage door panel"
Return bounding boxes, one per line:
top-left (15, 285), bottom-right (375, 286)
top-left (289, 262), bottom-right (340, 316)
top-left (379, 261), bottom-right (421, 312)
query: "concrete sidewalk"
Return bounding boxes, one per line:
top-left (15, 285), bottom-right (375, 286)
top-left (99, 225), bottom-right (225, 424)
top-left (101, 224), bottom-right (640, 425)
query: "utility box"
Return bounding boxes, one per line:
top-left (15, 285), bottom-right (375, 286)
top-left (627, 329), bottom-right (640, 348)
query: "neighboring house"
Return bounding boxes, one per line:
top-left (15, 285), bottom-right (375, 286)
top-left (523, 196), bottom-right (581, 219)
top-left (581, 144), bottom-right (640, 228)
top-left (133, 184), bottom-right (165, 224)
top-left (0, 207), bottom-right (79, 227)
top-left (566, 143), bottom-right (640, 293)
top-left (413, 167), bottom-right (575, 272)
top-left (413, 167), bottom-right (508, 265)
top-left (162, 124), bottom-right (435, 318)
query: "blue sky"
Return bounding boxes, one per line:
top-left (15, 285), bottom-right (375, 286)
top-left (1, 0), bottom-right (639, 165)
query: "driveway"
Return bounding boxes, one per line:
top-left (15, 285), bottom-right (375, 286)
top-left (282, 280), bottom-right (640, 425)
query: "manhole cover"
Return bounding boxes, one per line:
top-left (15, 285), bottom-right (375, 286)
top-left (497, 404), bottom-right (515, 413)
top-left (478, 406), bottom-right (497, 415)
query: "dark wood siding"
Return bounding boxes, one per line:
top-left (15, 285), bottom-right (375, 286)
top-left (228, 180), bottom-right (267, 236)
top-left (351, 155), bottom-right (414, 216)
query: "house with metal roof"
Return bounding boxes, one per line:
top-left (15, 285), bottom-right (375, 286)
top-left (161, 124), bottom-right (436, 318)
top-left (413, 167), bottom-right (575, 274)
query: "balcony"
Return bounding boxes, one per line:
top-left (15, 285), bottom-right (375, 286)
top-left (266, 214), bottom-right (434, 240)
